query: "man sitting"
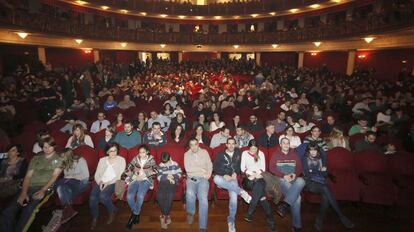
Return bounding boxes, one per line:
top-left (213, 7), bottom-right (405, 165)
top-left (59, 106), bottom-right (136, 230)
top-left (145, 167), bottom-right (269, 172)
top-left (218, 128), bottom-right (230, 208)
top-left (143, 122), bottom-right (167, 148)
top-left (114, 121), bottom-right (142, 149)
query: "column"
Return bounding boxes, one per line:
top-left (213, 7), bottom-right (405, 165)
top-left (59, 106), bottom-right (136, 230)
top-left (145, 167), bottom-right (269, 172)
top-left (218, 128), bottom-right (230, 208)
top-left (93, 50), bottom-right (100, 63)
top-left (346, 50), bottom-right (356, 76)
top-left (178, 51), bottom-right (183, 63)
top-left (298, 52), bottom-right (304, 69)
top-left (37, 47), bottom-right (46, 65)
top-left (255, 52), bottom-right (261, 66)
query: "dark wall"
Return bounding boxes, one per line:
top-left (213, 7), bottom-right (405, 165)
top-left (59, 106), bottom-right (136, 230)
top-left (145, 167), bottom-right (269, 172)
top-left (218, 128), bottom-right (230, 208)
top-left (182, 52), bottom-right (218, 62)
top-left (303, 51), bottom-right (348, 74)
top-left (0, 44), bottom-right (38, 75)
top-left (46, 47), bottom-right (93, 68)
top-left (261, 52), bottom-right (298, 67)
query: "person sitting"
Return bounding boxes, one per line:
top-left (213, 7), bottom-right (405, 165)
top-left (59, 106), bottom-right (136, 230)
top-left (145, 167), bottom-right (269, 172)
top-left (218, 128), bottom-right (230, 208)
top-left (210, 112), bottom-right (225, 132)
top-left (69, 98), bottom-right (87, 111)
top-left (89, 142), bottom-right (126, 230)
top-left (321, 115), bottom-right (336, 134)
top-left (278, 125), bottom-right (300, 148)
top-left (132, 112), bottom-right (148, 132)
top-left (245, 114), bottom-right (264, 132)
top-left (55, 148), bottom-right (89, 224)
top-left (269, 138), bottom-right (304, 232)
top-left (117, 95), bottom-right (136, 110)
top-left (169, 125), bottom-right (186, 147)
top-left (124, 144), bottom-right (158, 230)
top-left (143, 122), bottom-right (167, 148)
top-left (60, 116), bottom-right (87, 134)
top-left (90, 112), bottom-right (111, 133)
top-left (348, 118), bottom-right (376, 136)
top-left (354, 131), bottom-right (383, 153)
top-left (304, 126), bottom-right (328, 152)
top-left (189, 124), bottom-right (211, 146)
top-left (103, 95), bottom-right (118, 111)
top-left (210, 127), bottom-right (231, 149)
top-left (192, 113), bottom-right (209, 131)
top-left (66, 124), bottom-right (94, 149)
top-left (169, 112), bottom-right (189, 131)
top-left (0, 137), bottom-right (63, 232)
top-left (32, 129), bottom-right (51, 154)
top-left (114, 121), bottom-right (142, 149)
top-left (98, 127), bottom-right (116, 150)
top-left (234, 125), bottom-right (254, 148)
top-left (112, 113), bottom-right (125, 133)
top-left (227, 115), bottom-right (241, 132)
top-left (301, 142), bottom-right (354, 231)
top-left (46, 106), bottom-right (69, 125)
top-left (294, 117), bottom-right (315, 134)
top-left (213, 138), bottom-right (252, 232)
top-left (184, 139), bottom-right (213, 232)
top-left (271, 111), bottom-right (287, 134)
top-left (241, 139), bottom-right (276, 232)
top-left (258, 122), bottom-right (279, 148)
top-left (0, 144), bottom-right (28, 198)
top-left (147, 111), bottom-right (171, 132)
top-left (157, 152), bottom-right (182, 229)
top-left (326, 127), bottom-right (350, 150)
top-left (161, 103), bottom-right (175, 120)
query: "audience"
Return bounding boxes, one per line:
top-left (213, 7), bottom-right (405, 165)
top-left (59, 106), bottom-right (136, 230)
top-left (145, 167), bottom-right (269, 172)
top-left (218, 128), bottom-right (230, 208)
top-left (113, 121), bottom-right (141, 149)
top-left (65, 124), bottom-right (94, 149)
top-left (90, 112), bottom-right (111, 133)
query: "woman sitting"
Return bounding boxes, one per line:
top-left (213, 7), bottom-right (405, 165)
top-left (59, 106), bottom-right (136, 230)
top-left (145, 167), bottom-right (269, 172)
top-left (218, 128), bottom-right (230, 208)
top-left (326, 127), bottom-right (351, 150)
top-left (157, 152), bottom-right (182, 229)
top-left (124, 144), bottom-right (158, 230)
top-left (55, 148), bottom-right (89, 224)
top-left (278, 126), bottom-right (302, 149)
top-left (112, 113), bottom-right (125, 133)
top-left (210, 112), bottom-right (225, 132)
top-left (169, 125), bottom-right (187, 147)
top-left (301, 142), bottom-right (354, 231)
top-left (98, 127), bottom-right (116, 150)
top-left (0, 144), bottom-right (28, 198)
top-left (189, 124), bottom-right (211, 147)
top-left (66, 124), bottom-right (94, 149)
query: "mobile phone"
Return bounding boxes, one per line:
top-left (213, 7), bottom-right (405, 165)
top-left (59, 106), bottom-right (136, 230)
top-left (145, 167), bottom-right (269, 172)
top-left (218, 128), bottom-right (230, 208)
top-left (190, 177), bottom-right (197, 182)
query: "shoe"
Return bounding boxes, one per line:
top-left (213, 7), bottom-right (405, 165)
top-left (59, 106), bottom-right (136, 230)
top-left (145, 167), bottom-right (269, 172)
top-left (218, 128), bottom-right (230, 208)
top-left (292, 227), bottom-right (301, 232)
top-left (314, 217), bottom-right (323, 232)
top-left (244, 214), bottom-right (252, 222)
top-left (90, 218), bottom-right (97, 230)
top-left (135, 214), bottom-right (141, 224)
top-left (160, 215), bottom-right (168, 230)
top-left (340, 216), bottom-right (354, 229)
top-left (61, 205), bottom-right (78, 224)
top-left (166, 215), bottom-right (172, 225)
top-left (126, 213), bottom-right (138, 230)
top-left (276, 201), bottom-right (290, 218)
top-left (240, 190), bottom-right (252, 204)
top-left (267, 220), bottom-right (276, 232)
top-left (200, 229), bottom-right (207, 232)
top-left (228, 222), bottom-right (236, 232)
top-left (186, 214), bottom-right (194, 224)
top-left (107, 209), bottom-right (117, 225)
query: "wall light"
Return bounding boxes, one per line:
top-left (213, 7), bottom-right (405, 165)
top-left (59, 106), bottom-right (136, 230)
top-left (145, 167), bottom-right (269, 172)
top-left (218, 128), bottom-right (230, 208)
top-left (16, 32), bottom-right (28, 39)
top-left (75, 39), bottom-right (83, 44)
top-left (83, 48), bottom-right (92, 54)
top-left (272, 44), bottom-right (278, 48)
top-left (178, 15), bottom-right (186, 19)
top-left (120, 9), bottom-right (129, 14)
top-left (101, 6), bottom-right (109, 10)
top-left (214, 16), bottom-right (222, 19)
top-left (311, 52), bottom-right (318, 56)
top-left (75, 0), bottom-right (88, 5)
top-left (160, 44), bottom-right (166, 48)
top-left (290, 9), bottom-right (299, 13)
top-left (196, 16), bottom-right (203, 20)
top-left (358, 54), bottom-right (366, 59)
top-left (364, 37), bottom-right (375, 43)
top-left (310, 4), bottom-right (320, 9)
top-left (120, 42), bottom-right (127, 48)
top-left (140, 12), bottom-right (147, 16)
top-left (313, 41), bottom-right (322, 47)
top-left (160, 14), bottom-right (168, 18)
top-left (233, 45), bottom-right (239, 49)
top-left (269, 12), bottom-right (276, 16)
top-left (402, 60), bottom-right (407, 64)
top-left (250, 14), bottom-right (259, 18)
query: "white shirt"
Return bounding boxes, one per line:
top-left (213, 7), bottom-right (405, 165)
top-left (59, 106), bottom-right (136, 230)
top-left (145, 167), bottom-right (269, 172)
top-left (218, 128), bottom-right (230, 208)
top-left (90, 119), bottom-right (110, 133)
top-left (241, 150), bottom-right (266, 178)
top-left (101, 160), bottom-right (116, 183)
top-left (65, 134), bottom-right (94, 148)
top-left (210, 121), bottom-right (225, 132)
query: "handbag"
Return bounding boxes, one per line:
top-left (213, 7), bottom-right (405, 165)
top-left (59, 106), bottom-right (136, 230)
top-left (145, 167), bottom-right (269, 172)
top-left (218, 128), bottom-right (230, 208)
top-left (114, 180), bottom-right (126, 200)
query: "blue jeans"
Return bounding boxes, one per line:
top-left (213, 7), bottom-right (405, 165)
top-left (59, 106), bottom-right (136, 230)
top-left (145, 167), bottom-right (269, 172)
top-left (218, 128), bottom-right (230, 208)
top-left (186, 176), bottom-right (209, 230)
top-left (279, 177), bottom-right (305, 228)
top-left (213, 175), bottom-right (241, 223)
top-left (56, 178), bottom-right (89, 205)
top-left (89, 183), bottom-right (116, 219)
top-left (126, 180), bottom-right (151, 215)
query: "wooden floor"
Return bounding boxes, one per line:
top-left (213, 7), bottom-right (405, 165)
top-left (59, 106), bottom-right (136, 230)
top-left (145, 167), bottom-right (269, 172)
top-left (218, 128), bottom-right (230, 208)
top-left (31, 200), bottom-right (413, 232)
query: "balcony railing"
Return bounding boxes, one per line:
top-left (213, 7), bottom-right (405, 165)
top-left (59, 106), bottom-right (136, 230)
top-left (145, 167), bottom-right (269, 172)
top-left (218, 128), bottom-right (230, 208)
top-left (1, 5), bottom-right (413, 45)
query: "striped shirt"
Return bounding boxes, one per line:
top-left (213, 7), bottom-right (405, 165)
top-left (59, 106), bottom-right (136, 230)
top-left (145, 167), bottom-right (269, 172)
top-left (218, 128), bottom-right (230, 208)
top-left (157, 160), bottom-right (182, 183)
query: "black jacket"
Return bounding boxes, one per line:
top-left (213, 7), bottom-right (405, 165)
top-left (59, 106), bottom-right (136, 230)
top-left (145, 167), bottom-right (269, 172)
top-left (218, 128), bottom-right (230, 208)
top-left (213, 149), bottom-right (242, 176)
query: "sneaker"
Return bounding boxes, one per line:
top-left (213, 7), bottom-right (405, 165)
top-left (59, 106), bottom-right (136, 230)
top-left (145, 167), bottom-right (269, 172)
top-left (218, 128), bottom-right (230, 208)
top-left (61, 206), bottom-right (78, 224)
top-left (244, 214), bottom-right (253, 222)
top-left (166, 215), bottom-right (172, 225)
top-left (240, 190), bottom-right (252, 204)
top-left (340, 216), bottom-right (354, 229)
top-left (267, 220), bottom-right (277, 232)
top-left (90, 218), bottom-right (97, 230)
top-left (228, 222), bottom-right (236, 232)
top-left (186, 214), bottom-right (194, 225)
top-left (107, 209), bottom-right (118, 225)
top-left (160, 215), bottom-right (168, 230)
top-left (276, 201), bottom-right (290, 218)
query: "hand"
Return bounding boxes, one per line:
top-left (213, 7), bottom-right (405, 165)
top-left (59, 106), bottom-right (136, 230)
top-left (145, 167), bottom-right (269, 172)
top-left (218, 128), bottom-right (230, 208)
top-left (33, 189), bottom-right (46, 200)
top-left (284, 174), bottom-right (292, 182)
top-left (167, 174), bottom-right (174, 180)
top-left (231, 173), bottom-right (237, 180)
top-left (321, 167), bottom-right (327, 172)
top-left (372, 127), bottom-right (377, 132)
top-left (100, 183), bottom-right (107, 191)
top-left (223, 175), bottom-right (232, 181)
top-left (17, 192), bottom-right (29, 206)
top-left (290, 174), bottom-right (296, 180)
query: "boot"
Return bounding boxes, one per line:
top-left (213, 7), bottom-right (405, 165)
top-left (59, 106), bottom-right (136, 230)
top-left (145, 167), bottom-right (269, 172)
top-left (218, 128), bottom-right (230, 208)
top-left (126, 213), bottom-right (138, 230)
top-left (276, 201), bottom-right (290, 218)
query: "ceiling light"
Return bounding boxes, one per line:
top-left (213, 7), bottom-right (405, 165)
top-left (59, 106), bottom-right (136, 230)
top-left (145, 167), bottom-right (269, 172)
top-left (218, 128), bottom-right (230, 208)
top-left (269, 12), bottom-right (276, 16)
top-left (196, 16), bottom-right (203, 20)
top-left (214, 16), bottom-right (222, 19)
top-left (101, 6), bottom-right (109, 10)
top-left (16, 32), bottom-right (28, 39)
top-left (290, 8), bottom-right (299, 13)
top-left (160, 14), bottom-right (168, 18)
top-left (160, 44), bottom-right (166, 48)
top-left (75, 0), bottom-right (88, 5)
top-left (313, 41), bottom-right (322, 47)
top-left (120, 9), bottom-right (129, 13)
top-left (251, 14), bottom-right (259, 18)
top-left (120, 42), bottom-right (127, 48)
top-left (233, 45), bottom-right (239, 49)
top-left (272, 44), bottom-right (278, 48)
top-left (178, 15), bottom-right (186, 19)
top-left (364, 37), bottom-right (375, 43)
top-left (233, 15), bottom-right (240, 19)
top-left (310, 4), bottom-right (320, 9)
top-left (140, 12), bottom-right (147, 16)
top-left (75, 39), bottom-right (83, 44)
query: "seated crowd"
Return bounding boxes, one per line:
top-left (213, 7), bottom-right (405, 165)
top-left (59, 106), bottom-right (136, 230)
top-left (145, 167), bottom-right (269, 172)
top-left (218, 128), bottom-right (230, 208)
top-left (0, 58), bottom-right (413, 232)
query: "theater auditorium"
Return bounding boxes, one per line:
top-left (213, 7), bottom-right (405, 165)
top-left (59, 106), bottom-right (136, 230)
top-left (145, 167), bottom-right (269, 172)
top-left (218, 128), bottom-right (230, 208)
top-left (0, 0), bottom-right (413, 231)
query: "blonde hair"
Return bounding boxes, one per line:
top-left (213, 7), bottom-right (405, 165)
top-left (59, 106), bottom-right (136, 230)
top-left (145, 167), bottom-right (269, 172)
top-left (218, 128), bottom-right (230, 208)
top-left (61, 148), bottom-right (81, 171)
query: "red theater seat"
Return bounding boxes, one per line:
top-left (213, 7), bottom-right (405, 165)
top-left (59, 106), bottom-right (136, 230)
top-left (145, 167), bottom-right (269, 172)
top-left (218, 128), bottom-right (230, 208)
top-left (390, 152), bottom-right (414, 207)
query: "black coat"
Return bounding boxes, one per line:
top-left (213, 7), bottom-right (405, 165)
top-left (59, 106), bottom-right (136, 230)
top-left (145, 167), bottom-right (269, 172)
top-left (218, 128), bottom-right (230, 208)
top-left (213, 149), bottom-right (242, 176)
